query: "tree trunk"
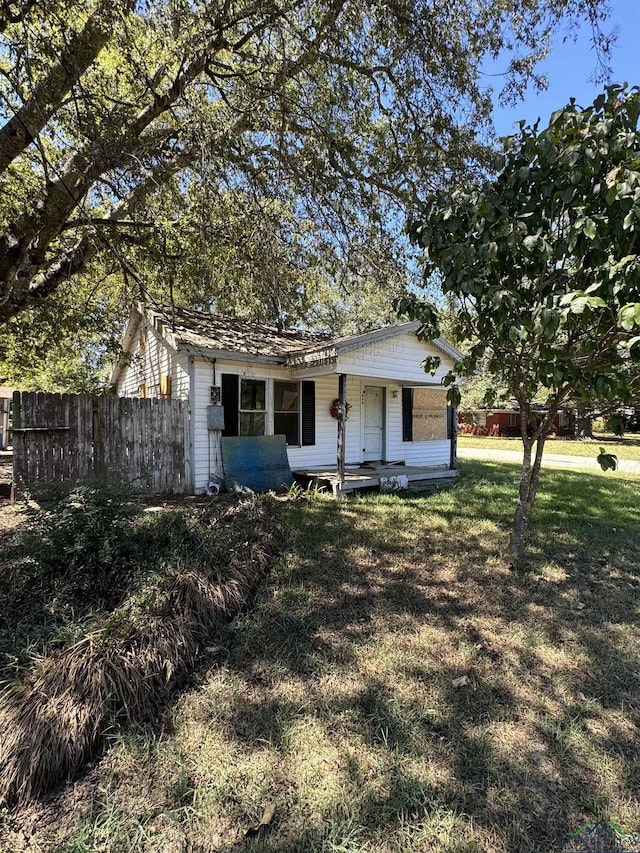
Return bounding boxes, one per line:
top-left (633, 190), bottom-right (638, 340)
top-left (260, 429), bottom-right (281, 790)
top-left (574, 402), bottom-right (593, 439)
top-left (509, 434), bottom-right (547, 559)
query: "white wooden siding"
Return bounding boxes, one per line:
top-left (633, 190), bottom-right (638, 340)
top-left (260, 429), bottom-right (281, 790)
top-left (286, 374), bottom-right (343, 469)
top-left (293, 333), bottom-right (453, 385)
top-left (191, 359), bottom-right (300, 491)
top-left (190, 365), bottom-right (451, 489)
top-left (191, 358), bottom-right (215, 491)
top-left (116, 319), bottom-right (189, 400)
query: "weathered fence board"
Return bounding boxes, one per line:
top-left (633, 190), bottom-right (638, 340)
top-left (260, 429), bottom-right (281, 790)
top-left (13, 392), bottom-right (189, 496)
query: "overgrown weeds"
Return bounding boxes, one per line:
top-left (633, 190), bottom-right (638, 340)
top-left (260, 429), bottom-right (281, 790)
top-left (0, 487), bottom-right (281, 806)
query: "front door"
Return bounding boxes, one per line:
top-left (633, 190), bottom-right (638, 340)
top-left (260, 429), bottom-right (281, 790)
top-left (363, 385), bottom-right (384, 461)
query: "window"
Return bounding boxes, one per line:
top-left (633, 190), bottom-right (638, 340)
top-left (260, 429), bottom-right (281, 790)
top-left (274, 380), bottom-right (300, 445)
top-left (221, 374), bottom-right (315, 445)
top-left (239, 378), bottom-right (266, 435)
top-left (160, 375), bottom-right (172, 399)
top-left (402, 387), bottom-right (449, 441)
top-left (507, 413), bottom-right (517, 427)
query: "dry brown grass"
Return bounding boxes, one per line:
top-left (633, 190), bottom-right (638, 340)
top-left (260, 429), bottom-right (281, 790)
top-left (0, 494), bottom-right (278, 807)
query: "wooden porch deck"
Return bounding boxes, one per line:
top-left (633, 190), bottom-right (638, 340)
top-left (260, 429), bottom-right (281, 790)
top-left (292, 462), bottom-right (459, 497)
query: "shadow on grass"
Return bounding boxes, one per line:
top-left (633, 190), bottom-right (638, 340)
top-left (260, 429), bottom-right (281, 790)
top-left (13, 461), bottom-right (639, 853)
top-left (199, 463), bottom-right (640, 852)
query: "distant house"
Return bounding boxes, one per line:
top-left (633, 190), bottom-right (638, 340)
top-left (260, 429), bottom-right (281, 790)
top-left (111, 305), bottom-right (463, 495)
top-left (459, 405), bottom-right (574, 437)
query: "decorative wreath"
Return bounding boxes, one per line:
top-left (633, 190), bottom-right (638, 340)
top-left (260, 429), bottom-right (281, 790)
top-left (330, 398), bottom-right (352, 419)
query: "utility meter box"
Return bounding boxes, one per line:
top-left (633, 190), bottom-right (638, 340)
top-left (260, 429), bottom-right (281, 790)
top-left (207, 405), bottom-right (225, 431)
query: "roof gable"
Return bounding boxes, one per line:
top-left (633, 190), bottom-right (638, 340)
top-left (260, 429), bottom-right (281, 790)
top-left (286, 321), bottom-right (462, 367)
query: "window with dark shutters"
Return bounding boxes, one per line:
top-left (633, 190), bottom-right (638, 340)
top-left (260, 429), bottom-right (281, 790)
top-left (221, 375), bottom-right (315, 444)
top-left (402, 387), bottom-right (413, 442)
top-left (301, 381), bottom-right (315, 446)
top-left (221, 374), bottom-right (239, 437)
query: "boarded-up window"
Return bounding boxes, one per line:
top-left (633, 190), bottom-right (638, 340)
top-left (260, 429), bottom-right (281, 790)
top-left (139, 382), bottom-right (148, 399)
top-left (412, 388), bottom-right (448, 440)
top-left (139, 328), bottom-right (147, 354)
top-left (160, 375), bottom-right (172, 399)
top-left (403, 388), bottom-right (448, 441)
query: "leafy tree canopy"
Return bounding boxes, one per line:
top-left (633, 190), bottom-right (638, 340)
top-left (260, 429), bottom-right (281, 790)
top-left (0, 0), bottom-right (614, 347)
top-left (403, 85), bottom-right (640, 557)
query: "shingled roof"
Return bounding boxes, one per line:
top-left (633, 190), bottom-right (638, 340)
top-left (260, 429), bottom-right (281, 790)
top-left (148, 305), bottom-right (330, 359)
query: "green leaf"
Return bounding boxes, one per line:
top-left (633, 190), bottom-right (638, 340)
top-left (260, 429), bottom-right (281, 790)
top-left (446, 386), bottom-right (461, 407)
top-left (569, 296), bottom-right (588, 314)
top-left (422, 356), bottom-right (441, 375)
top-left (583, 218), bottom-right (597, 239)
top-left (619, 303), bottom-right (640, 330)
top-left (597, 449), bottom-right (618, 471)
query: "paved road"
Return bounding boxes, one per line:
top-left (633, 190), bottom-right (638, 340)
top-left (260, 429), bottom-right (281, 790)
top-left (457, 445), bottom-right (640, 475)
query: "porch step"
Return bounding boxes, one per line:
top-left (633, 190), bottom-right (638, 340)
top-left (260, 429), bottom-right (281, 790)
top-left (292, 465), bottom-right (459, 497)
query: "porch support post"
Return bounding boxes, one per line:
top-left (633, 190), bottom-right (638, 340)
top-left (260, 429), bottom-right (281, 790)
top-left (449, 404), bottom-right (458, 469)
top-left (337, 373), bottom-right (347, 484)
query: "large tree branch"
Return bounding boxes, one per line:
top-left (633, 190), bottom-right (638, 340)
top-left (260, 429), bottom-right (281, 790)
top-left (0, 150), bottom-right (195, 323)
top-left (0, 0), bottom-right (135, 173)
top-left (0, 48), bottom-right (216, 311)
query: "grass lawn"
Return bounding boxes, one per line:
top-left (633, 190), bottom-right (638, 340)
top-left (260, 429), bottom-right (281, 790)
top-left (2, 461), bottom-right (640, 852)
top-left (457, 433), bottom-right (640, 462)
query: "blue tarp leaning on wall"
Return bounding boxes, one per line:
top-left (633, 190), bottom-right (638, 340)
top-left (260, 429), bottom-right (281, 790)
top-left (221, 435), bottom-right (294, 492)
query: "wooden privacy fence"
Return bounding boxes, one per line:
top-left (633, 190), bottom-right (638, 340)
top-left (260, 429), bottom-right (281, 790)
top-left (12, 392), bottom-right (190, 496)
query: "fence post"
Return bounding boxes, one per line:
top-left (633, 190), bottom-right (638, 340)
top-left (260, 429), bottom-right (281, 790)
top-left (11, 390), bottom-right (22, 501)
top-left (92, 396), bottom-right (101, 480)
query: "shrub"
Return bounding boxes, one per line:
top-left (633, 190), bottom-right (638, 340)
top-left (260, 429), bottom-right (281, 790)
top-left (22, 483), bottom-right (139, 577)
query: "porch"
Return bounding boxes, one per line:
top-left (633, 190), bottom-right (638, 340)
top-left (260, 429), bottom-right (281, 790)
top-left (292, 462), bottom-right (459, 497)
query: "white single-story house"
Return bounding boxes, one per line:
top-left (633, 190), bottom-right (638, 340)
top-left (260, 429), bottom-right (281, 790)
top-left (110, 305), bottom-right (463, 495)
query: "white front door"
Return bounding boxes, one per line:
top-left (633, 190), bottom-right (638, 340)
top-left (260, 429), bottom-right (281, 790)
top-left (362, 385), bottom-right (384, 461)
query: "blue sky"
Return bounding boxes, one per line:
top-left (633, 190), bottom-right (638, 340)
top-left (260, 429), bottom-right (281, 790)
top-left (490, 0), bottom-right (640, 136)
